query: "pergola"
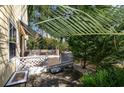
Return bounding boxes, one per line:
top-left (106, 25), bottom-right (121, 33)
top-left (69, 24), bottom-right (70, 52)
top-left (34, 6), bottom-right (124, 38)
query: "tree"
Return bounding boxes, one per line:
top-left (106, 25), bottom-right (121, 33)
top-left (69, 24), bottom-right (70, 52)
top-left (67, 34), bottom-right (124, 68)
top-left (68, 35), bottom-right (93, 68)
top-left (67, 6), bottom-right (113, 68)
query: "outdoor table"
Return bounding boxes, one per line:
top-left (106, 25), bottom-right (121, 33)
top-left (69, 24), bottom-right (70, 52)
top-left (5, 70), bottom-right (29, 87)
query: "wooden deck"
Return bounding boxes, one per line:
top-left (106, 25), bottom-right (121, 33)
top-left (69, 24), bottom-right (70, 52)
top-left (47, 52), bottom-right (73, 69)
top-left (47, 56), bottom-right (60, 67)
top-left (21, 50), bottom-right (73, 70)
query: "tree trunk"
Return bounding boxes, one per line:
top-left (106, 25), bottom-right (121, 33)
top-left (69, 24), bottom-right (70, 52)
top-left (82, 36), bottom-right (87, 69)
top-left (83, 59), bottom-right (86, 69)
top-left (80, 59), bottom-right (83, 68)
top-left (80, 59), bottom-right (86, 69)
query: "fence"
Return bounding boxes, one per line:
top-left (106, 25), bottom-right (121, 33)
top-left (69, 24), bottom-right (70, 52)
top-left (16, 55), bottom-right (47, 71)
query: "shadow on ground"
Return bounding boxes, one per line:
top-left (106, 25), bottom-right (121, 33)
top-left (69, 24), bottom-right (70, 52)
top-left (27, 69), bottom-right (82, 87)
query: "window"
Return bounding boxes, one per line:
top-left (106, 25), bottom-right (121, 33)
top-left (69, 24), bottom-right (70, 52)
top-left (9, 20), bottom-right (16, 59)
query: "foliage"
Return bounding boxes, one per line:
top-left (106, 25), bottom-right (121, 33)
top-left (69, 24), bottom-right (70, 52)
top-left (27, 36), bottom-right (68, 52)
top-left (80, 67), bottom-right (124, 87)
top-left (69, 5), bottom-right (114, 32)
top-left (27, 36), bottom-right (37, 49)
top-left (57, 41), bottom-right (69, 53)
top-left (67, 35), bottom-right (94, 68)
top-left (109, 6), bottom-right (124, 32)
top-left (68, 35), bottom-right (124, 68)
top-left (28, 5), bottom-right (54, 25)
top-left (67, 5), bottom-right (124, 68)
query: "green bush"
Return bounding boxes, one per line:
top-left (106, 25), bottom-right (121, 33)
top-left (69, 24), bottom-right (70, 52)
top-left (80, 73), bottom-right (96, 87)
top-left (27, 36), bottom-right (69, 51)
top-left (114, 68), bottom-right (124, 86)
top-left (80, 67), bottom-right (124, 87)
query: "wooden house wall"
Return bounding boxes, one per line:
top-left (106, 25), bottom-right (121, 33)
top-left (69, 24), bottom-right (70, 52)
top-left (0, 5), bottom-right (28, 86)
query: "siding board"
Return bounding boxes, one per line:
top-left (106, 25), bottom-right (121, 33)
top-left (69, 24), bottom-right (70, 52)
top-left (0, 17), bottom-right (8, 25)
top-left (0, 5), bottom-right (28, 86)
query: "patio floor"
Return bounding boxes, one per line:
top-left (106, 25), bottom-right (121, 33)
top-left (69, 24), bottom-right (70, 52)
top-left (26, 69), bottom-right (81, 87)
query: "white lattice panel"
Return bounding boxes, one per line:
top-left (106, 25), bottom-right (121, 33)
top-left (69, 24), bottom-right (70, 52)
top-left (16, 56), bottom-right (48, 71)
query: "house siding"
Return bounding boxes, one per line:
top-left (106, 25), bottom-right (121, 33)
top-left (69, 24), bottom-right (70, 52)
top-left (0, 5), bottom-right (28, 86)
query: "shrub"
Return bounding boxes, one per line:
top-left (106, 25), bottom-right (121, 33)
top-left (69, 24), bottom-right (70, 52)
top-left (80, 67), bottom-right (124, 87)
top-left (114, 68), bottom-right (124, 86)
top-left (80, 73), bottom-right (96, 87)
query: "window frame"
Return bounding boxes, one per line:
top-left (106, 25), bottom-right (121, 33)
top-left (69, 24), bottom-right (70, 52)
top-left (8, 18), bottom-right (17, 61)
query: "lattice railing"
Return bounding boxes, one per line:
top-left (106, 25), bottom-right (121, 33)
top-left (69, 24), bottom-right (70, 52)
top-left (16, 56), bottom-right (48, 71)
